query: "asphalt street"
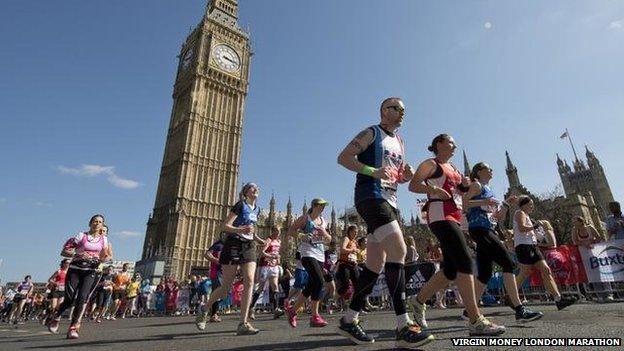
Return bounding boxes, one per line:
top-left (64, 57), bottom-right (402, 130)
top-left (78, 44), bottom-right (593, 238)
top-left (1, 302), bottom-right (622, 351)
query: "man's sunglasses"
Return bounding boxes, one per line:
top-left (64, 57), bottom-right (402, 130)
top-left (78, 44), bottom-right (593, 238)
top-left (386, 106), bottom-right (405, 113)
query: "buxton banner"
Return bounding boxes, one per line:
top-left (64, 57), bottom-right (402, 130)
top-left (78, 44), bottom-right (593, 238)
top-left (578, 239), bottom-right (624, 283)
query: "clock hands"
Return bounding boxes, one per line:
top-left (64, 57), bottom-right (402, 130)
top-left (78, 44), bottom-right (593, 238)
top-left (223, 55), bottom-right (238, 65)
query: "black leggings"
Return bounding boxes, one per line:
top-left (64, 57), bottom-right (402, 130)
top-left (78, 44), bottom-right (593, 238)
top-left (469, 227), bottom-right (516, 284)
top-left (56, 268), bottom-right (98, 325)
top-left (301, 257), bottom-right (325, 301)
top-left (335, 262), bottom-right (359, 296)
top-left (429, 221), bottom-right (473, 280)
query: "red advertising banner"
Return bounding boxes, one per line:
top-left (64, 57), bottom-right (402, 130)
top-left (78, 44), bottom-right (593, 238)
top-left (529, 245), bottom-right (588, 285)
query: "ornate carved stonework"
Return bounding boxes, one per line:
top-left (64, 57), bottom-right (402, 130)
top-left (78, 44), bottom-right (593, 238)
top-left (142, 1), bottom-right (251, 279)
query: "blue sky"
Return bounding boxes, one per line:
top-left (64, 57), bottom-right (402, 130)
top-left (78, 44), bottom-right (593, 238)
top-left (1, 0), bottom-right (623, 283)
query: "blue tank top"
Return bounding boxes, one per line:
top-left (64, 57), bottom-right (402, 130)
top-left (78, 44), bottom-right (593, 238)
top-left (354, 125), bottom-right (404, 208)
top-left (466, 183), bottom-right (497, 229)
top-left (231, 200), bottom-right (259, 241)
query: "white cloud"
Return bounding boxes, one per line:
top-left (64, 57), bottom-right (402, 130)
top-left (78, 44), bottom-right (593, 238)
top-left (484, 22), bottom-right (493, 30)
top-left (34, 201), bottom-right (52, 207)
top-left (609, 19), bottom-right (623, 29)
top-left (107, 174), bottom-right (141, 189)
top-left (115, 231), bottom-right (142, 238)
top-left (58, 164), bottom-right (140, 189)
top-left (58, 164), bottom-right (113, 176)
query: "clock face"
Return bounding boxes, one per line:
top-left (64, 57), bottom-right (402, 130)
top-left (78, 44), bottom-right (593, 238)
top-left (181, 48), bottom-right (193, 70)
top-left (213, 44), bottom-right (241, 73)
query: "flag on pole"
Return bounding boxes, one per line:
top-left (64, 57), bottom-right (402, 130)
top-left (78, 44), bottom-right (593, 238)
top-left (559, 131), bottom-right (568, 139)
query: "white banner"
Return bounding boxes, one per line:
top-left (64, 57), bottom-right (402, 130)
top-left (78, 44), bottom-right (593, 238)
top-left (578, 239), bottom-right (624, 283)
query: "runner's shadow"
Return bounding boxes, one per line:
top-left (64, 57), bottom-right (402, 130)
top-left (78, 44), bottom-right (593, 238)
top-left (135, 320), bottom-right (195, 328)
top-left (22, 331), bottom-right (230, 349)
top-left (213, 339), bottom-right (356, 351)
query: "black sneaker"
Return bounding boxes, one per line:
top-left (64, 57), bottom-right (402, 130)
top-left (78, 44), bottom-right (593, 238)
top-left (460, 309), bottom-right (469, 321)
top-left (396, 323), bottom-right (435, 349)
top-left (556, 296), bottom-right (577, 311)
top-left (337, 317), bottom-right (375, 344)
top-left (515, 306), bottom-right (543, 323)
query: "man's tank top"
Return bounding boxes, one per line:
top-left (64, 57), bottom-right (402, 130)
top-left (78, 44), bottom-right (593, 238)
top-left (354, 125), bottom-right (404, 208)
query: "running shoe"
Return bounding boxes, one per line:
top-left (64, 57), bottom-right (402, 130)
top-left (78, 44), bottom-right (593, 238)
top-left (195, 307), bottom-right (209, 331)
top-left (468, 315), bottom-right (506, 336)
top-left (273, 308), bottom-right (284, 319)
top-left (515, 306), bottom-right (543, 323)
top-left (396, 322), bottom-right (435, 349)
top-left (236, 322), bottom-right (259, 335)
top-left (209, 315), bottom-right (222, 323)
top-left (556, 296), bottom-right (577, 311)
top-left (460, 309), bottom-right (469, 321)
top-left (408, 296), bottom-right (428, 329)
top-left (310, 314), bottom-right (328, 327)
top-left (286, 306), bottom-right (297, 328)
top-left (337, 317), bottom-right (375, 344)
top-left (248, 309), bottom-right (256, 320)
top-left (66, 327), bottom-right (79, 339)
top-left (47, 317), bottom-right (61, 334)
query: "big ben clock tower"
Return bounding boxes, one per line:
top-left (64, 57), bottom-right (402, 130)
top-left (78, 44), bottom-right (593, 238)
top-left (141, 0), bottom-right (251, 279)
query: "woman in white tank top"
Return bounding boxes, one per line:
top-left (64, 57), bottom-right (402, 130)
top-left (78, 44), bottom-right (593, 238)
top-left (513, 196), bottom-right (576, 311)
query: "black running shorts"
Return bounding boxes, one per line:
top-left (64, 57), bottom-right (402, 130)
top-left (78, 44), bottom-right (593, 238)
top-left (219, 235), bottom-right (257, 265)
top-left (356, 198), bottom-right (398, 234)
top-left (515, 244), bottom-right (544, 265)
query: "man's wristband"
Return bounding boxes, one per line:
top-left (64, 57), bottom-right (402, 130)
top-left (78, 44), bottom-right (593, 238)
top-left (360, 165), bottom-right (375, 177)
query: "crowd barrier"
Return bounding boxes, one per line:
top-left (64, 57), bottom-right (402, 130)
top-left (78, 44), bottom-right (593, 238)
top-left (136, 240), bottom-right (624, 313)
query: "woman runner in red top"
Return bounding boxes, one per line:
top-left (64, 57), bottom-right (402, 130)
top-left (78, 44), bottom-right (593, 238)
top-left (249, 225), bottom-right (283, 319)
top-left (408, 134), bottom-right (505, 337)
top-left (45, 259), bottom-right (70, 321)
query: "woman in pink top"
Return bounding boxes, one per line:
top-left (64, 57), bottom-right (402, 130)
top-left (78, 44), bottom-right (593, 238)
top-left (46, 214), bottom-right (112, 339)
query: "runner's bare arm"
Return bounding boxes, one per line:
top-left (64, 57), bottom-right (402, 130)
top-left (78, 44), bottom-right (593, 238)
top-left (319, 226), bottom-right (332, 243)
top-left (204, 250), bottom-right (219, 263)
top-left (462, 182), bottom-right (482, 210)
top-left (514, 211), bottom-right (535, 233)
top-left (408, 160), bottom-right (450, 200)
top-left (287, 216), bottom-right (306, 239)
top-left (47, 272), bottom-right (58, 285)
top-left (222, 212), bottom-right (247, 234)
top-left (337, 128), bottom-right (375, 173)
top-left (261, 240), bottom-right (273, 258)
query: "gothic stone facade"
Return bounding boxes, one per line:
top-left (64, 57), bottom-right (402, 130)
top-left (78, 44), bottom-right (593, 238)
top-left (141, 0), bottom-right (251, 279)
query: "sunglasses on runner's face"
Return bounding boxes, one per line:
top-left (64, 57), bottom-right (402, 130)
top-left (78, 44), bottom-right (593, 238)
top-left (386, 106), bottom-right (405, 113)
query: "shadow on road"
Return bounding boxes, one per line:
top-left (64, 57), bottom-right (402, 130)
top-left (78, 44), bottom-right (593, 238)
top-left (22, 331), bottom-right (230, 349)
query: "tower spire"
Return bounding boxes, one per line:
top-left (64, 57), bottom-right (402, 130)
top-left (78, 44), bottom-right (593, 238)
top-left (463, 150), bottom-right (471, 176)
top-left (505, 151), bottom-right (522, 190)
top-left (505, 151), bottom-right (515, 171)
top-left (206, 0), bottom-right (239, 19)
